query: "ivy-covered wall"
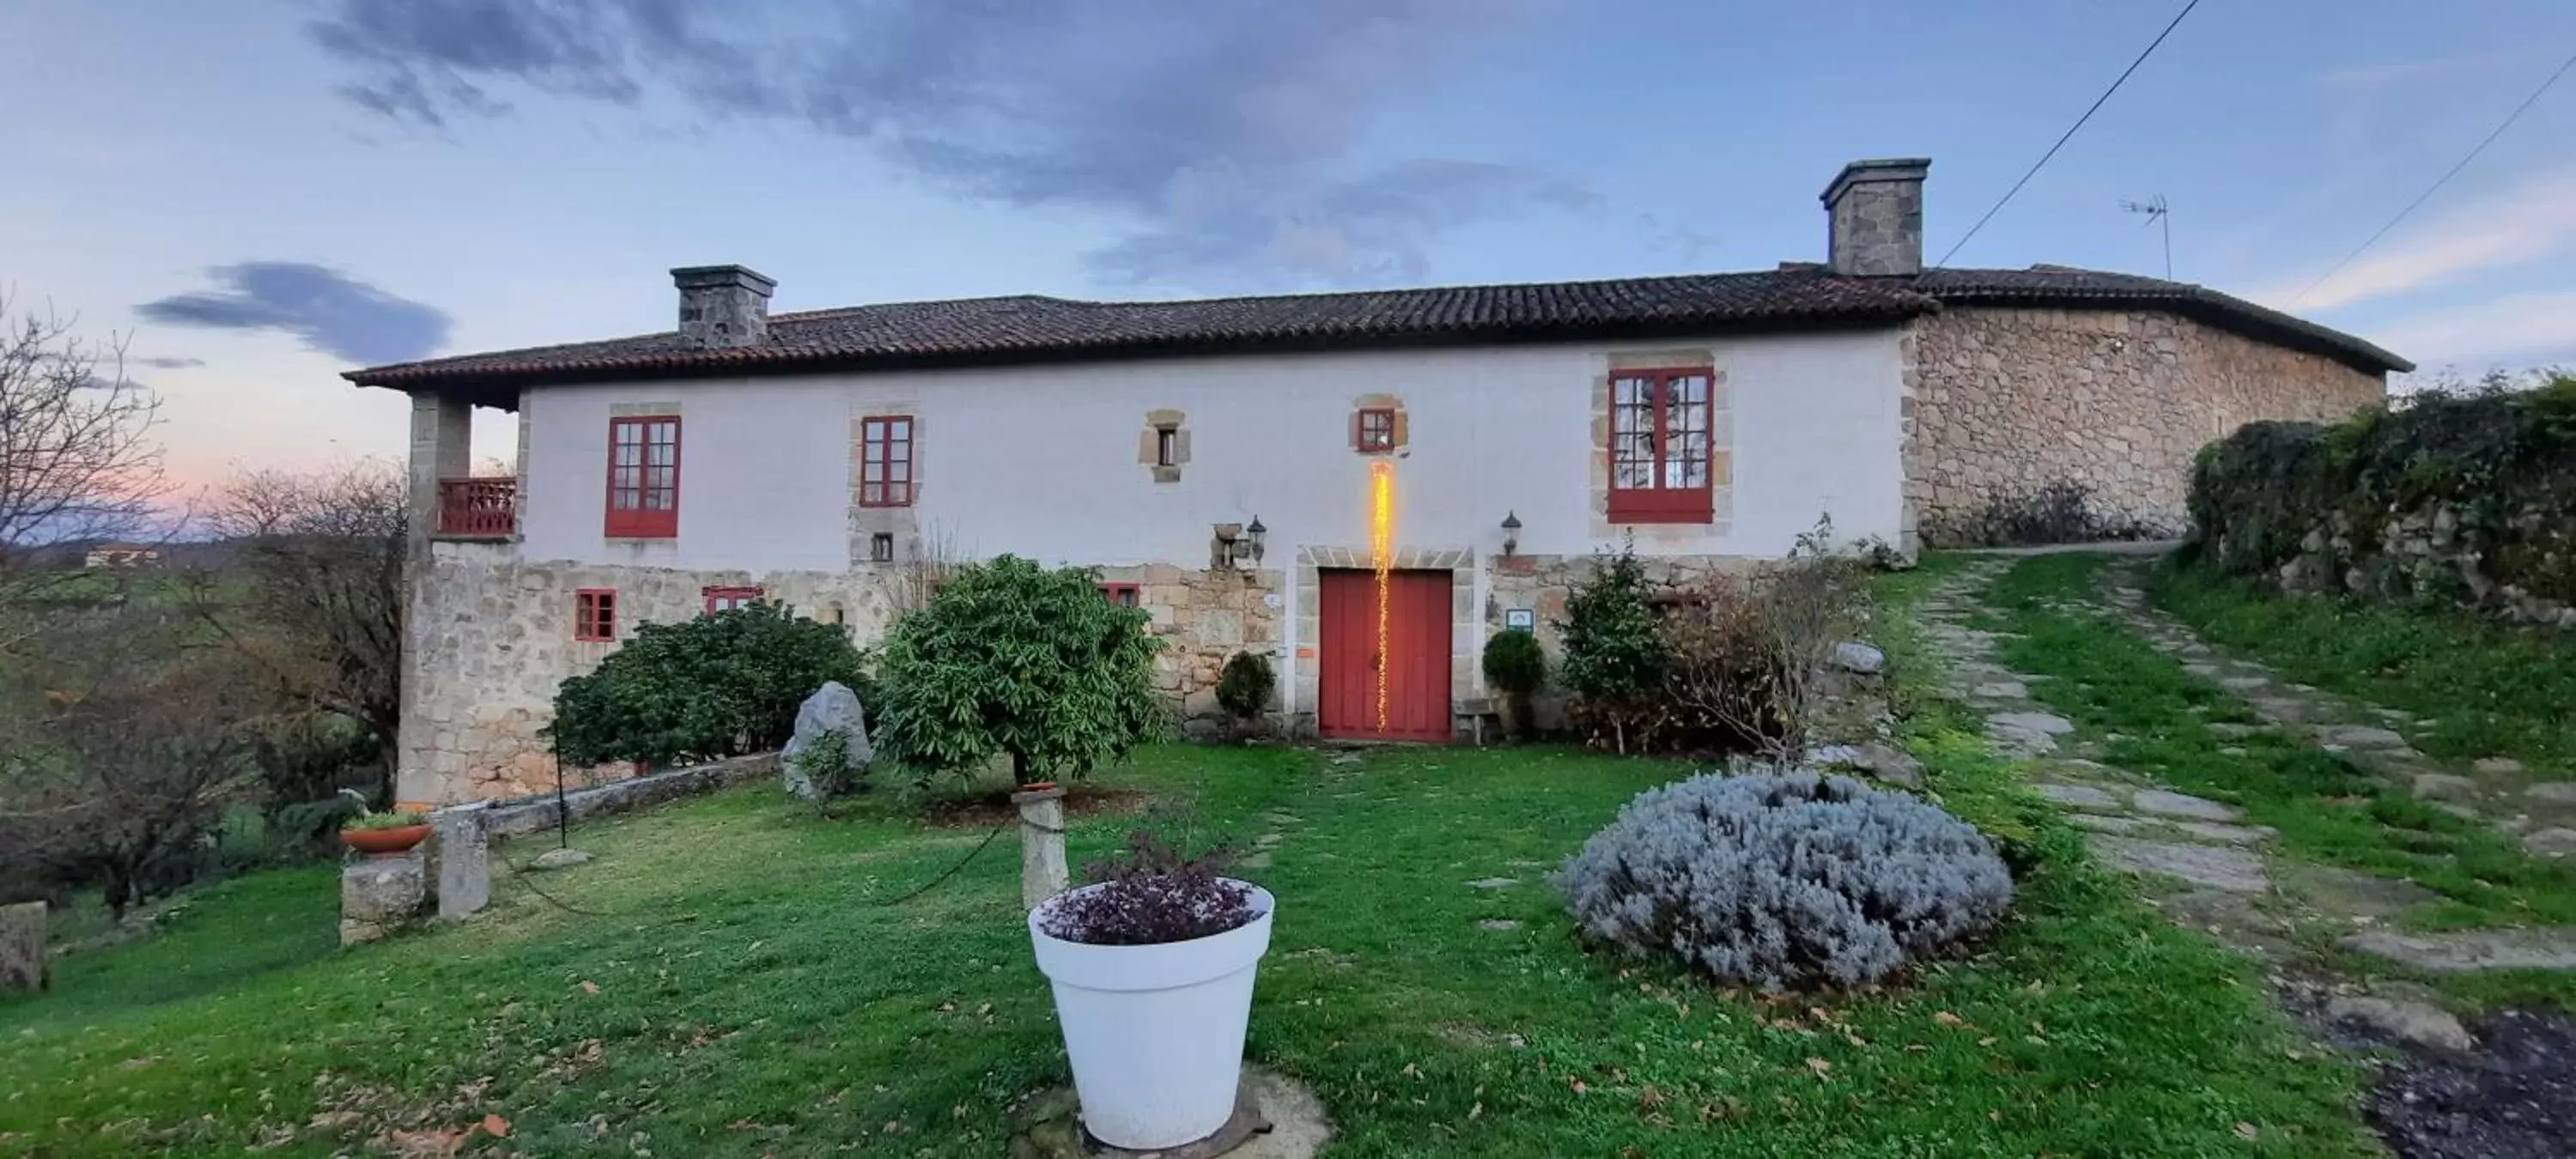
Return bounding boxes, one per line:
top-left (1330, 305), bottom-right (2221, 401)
top-left (2190, 378), bottom-right (2576, 624)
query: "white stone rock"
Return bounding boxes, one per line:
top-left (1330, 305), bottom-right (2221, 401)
top-left (781, 681), bottom-right (872, 801)
top-left (531, 846), bottom-right (593, 871)
top-left (2472, 756), bottom-right (2526, 776)
top-left (2523, 828), bottom-right (2576, 859)
top-left (2410, 774), bottom-right (2479, 802)
top-left (2523, 782), bottom-right (2576, 805)
top-left (2324, 996), bottom-right (2473, 1054)
top-left (2131, 789), bottom-right (2243, 822)
top-left (2093, 836), bottom-right (2269, 893)
top-left (2318, 724), bottom-right (2407, 749)
top-left (1832, 641), bottom-right (1887, 676)
top-left (2036, 783), bottom-right (2123, 810)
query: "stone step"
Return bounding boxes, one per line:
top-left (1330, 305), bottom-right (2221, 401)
top-left (2342, 928), bottom-right (2576, 973)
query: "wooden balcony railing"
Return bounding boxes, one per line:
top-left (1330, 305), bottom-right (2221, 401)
top-left (435, 477), bottom-right (518, 539)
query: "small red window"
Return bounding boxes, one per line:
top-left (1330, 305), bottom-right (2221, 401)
top-left (605, 416), bottom-right (681, 537)
top-left (1607, 368), bottom-right (1715, 524)
top-left (1099, 582), bottom-right (1141, 607)
top-left (574, 589), bottom-right (617, 641)
top-left (1357, 408), bottom-right (1395, 452)
top-left (703, 585), bottom-right (762, 614)
top-left (860, 416), bottom-right (914, 507)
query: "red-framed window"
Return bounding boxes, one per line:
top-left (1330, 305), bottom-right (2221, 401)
top-left (1607, 368), bottom-right (1715, 524)
top-left (1357, 407), bottom-right (1395, 452)
top-left (574, 589), bottom-right (617, 641)
top-left (703, 585), bottom-right (762, 614)
top-left (860, 416), bottom-right (914, 507)
top-left (1099, 582), bottom-right (1141, 607)
top-left (605, 416), bottom-right (681, 537)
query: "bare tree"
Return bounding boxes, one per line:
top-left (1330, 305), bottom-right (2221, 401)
top-left (0, 294), bottom-right (167, 649)
top-left (0, 603), bottom-right (258, 916)
top-left (187, 461), bottom-right (406, 796)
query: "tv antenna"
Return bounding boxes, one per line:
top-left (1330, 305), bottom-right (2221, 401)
top-left (2121, 194), bottom-right (2172, 279)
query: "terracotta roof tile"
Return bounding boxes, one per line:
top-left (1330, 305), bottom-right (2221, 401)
top-left (345, 264), bottom-right (2405, 391)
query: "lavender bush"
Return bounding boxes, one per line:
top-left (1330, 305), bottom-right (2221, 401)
top-left (1556, 772), bottom-right (2012, 990)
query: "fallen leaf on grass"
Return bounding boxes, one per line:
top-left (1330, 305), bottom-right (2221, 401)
top-left (577, 980), bottom-right (599, 995)
top-left (384, 1127), bottom-right (467, 1158)
top-left (1805, 1058), bottom-right (1833, 1080)
top-left (1934, 1011), bottom-right (1965, 1027)
top-left (1570, 1078), bottom-right (1588, 1095)
top-left (2235, 1123), bottom-right (2259, 1140)
top-left (478, 1113), bottom-right (509, 1138)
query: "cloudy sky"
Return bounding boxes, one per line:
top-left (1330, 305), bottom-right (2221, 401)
top-left (4, 2), bottom-right (2572, 491)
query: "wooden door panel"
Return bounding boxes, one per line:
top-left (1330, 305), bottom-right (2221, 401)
top-left (1318, 568), bottom-right (1451, 742)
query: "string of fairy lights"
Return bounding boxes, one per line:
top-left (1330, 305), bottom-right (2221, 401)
top-left (1369, 460), bottom-right (1395, 732)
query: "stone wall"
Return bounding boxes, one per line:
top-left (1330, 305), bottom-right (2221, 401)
top-left (1912, 306), bottom-right (2384, 544)
top-left (1481, 551), bottom-right (1758, 731)
top-left (398, 542), bottom-right (1281, 804)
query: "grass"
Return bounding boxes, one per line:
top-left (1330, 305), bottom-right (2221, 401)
top-left (1, 702), bottom-right (2380, 1152)
top-left (2148, 558), bottom-right (2576, 773)
top-left (1976, 553), bottom-right (2576, 1007)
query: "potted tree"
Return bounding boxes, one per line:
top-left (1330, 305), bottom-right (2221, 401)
top-left (338, 791), bottom-right (429, 856)
top-left (1027, 832), bottom-right (1274, 1150)
top-left (1481, 629), bottom-right (1547, 739)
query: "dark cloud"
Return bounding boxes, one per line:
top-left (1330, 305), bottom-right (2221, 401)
top-left (307, 0), bottom-right (1590, 287)
top-left (136, 263), bottom-right (452, 364)
top-left (136, 355), bottom-right (205, 370)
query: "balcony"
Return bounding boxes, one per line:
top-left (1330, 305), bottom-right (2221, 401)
top-left (434, 476), bottom-right (518, 539)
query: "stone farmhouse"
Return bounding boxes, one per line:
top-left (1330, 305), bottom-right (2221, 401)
top-left (349, 158), bottom-right (2407, 804)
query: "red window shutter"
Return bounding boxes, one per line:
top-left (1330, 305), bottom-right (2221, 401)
top-left (605, 416), bottom-right (681, 537)
top-left (1605, 369), bottom-right (1715, 525)
top-left (1098, 582), bottom-right (1141, 607)
top-left (860, 415), bottom-right (915, 507)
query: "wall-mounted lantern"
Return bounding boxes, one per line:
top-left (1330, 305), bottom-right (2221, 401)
top-left (1212, 517), bottom-right (1267, 571)
top-left (1500, 510), bottom-right (1522, 557)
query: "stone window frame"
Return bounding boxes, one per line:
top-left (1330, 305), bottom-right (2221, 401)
top-left (869, 531), bottom-right (896, 562)
top-left (1589, 352), bottom-right (1733, 537)
top-left (1348, 393), bottom-right (1409, 456)
top-left (572, 588), bottom-right (617, 642)
top-left (1139, 409), bottom-right (1191, 483)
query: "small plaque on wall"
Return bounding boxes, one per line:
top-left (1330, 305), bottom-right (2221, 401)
top-left (1504, 608), bottom-right (1536, 633)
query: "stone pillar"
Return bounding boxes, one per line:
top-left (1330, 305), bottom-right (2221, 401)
top-left (430, 804), bottom-right (490, 921)
top-left (398, 391), bottom-right (471, 804)
top-left (1013, 786), bottom-right (1070, 911)
top-left (341, 848), bottom-right (428, 945)
top-left (0, 901), bottom-right (46, 992)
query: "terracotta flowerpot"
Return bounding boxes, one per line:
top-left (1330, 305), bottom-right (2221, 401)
top-left (341, 823), bottom-right (430, 856)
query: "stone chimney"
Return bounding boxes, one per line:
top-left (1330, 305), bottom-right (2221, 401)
top-left (1821, 159), bottom-right (1929, 276)
top-left (671, 264), bottom-right (776, 349)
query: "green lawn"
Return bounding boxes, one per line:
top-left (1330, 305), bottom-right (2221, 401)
top-left (2149, 558), bottom-right (2576, 774)
top-left (2, 644), bottom-right (2379, 1155)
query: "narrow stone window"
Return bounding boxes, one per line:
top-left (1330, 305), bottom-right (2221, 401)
top-left (1139, 410), bottom-right (1188, 482)
top-left (1156, 428), bottom-right (1179, 467)
top-left (870, 532), bottom-right (896, 561)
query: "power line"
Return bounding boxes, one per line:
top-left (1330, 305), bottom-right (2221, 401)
top-left (2287, 48), bottom-right (2576, 308)
top-left (1936, 0), bottom-right (2203, 268)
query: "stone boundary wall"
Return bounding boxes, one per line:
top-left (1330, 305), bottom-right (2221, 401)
top-left (470, 752), bottom-right (781, 840)
top-left (401, 543), bottom-right (1279, 804)
top-left (1911, 306), bottom-right (2385, 545)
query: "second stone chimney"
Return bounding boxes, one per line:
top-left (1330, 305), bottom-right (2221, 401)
top-left (671, 264), bottom-right (776, 349)
top-left (1822, 159), bottom-right (1929, 276)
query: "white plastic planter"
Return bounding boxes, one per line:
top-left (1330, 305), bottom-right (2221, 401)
top-left (1028, 882), bottom-right (1275, 1150)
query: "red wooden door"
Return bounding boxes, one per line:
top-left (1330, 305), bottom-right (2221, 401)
top-left (1318, 569), bottom-right (1454, 742)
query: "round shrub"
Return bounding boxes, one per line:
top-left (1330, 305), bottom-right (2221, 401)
top-left (1480, 630), bottom-right (1546, 696)
top-left (1555, 772), bottom-right (2012, 990)
top-left (1214, 651), bottom-right (1275, 722)
top-left (548, 601), bottom-right (865, 770)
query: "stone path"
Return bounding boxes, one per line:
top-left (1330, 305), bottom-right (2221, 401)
top-left (1914, 553), bottom-right (2576, 1058)
top-left (2093, 560), bottom-right (2576, 863)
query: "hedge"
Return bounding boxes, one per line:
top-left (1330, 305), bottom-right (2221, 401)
top-left (2190, 376), bottom-right (2576, 613)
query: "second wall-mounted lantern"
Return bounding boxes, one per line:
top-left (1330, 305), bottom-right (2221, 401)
top-left (1213, 516), bottom-right (1267, 570)
top-left (1500, 510), bottom-right (1522, 557)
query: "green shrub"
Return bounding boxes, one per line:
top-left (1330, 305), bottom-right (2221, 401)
top-left (1480, 630), bottom-right (1546, 737)
top-left (873, 555), bottom-right (1165, 786)
top-left (547, 601), bottom-right (866, 769)
top-left (1214, 651), bottom-right (1275, 722)
top-left (786, 725), bottom-right (868, 803)
top-left (1555, 543), bottom-right (1667, 751)
top-left (2192, 373), bottom-right (2576, 609)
